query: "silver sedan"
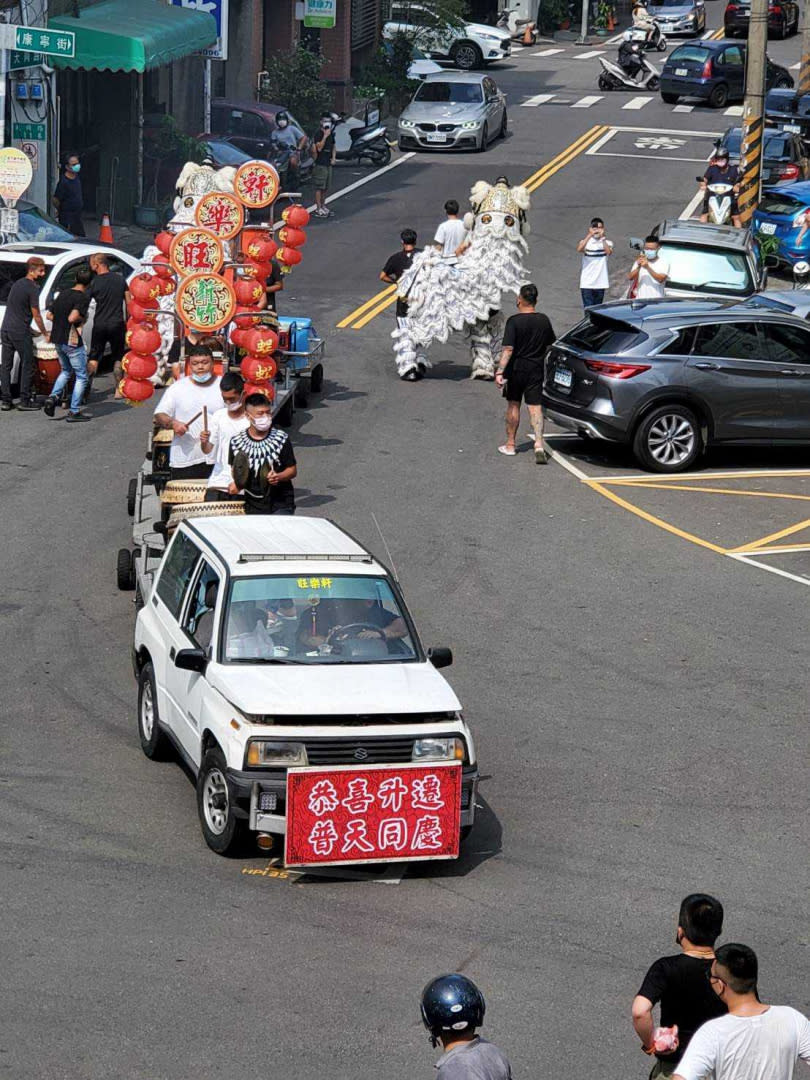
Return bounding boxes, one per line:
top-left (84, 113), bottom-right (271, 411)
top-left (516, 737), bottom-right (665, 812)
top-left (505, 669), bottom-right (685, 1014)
top-left (397, 72), bottom-right (507, 152)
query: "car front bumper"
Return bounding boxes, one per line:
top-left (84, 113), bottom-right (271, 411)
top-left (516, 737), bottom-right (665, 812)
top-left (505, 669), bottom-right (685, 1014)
top-left (398, 124), bottom-right (482, 150)
top-left (655, 15), bottom-right (701, 34)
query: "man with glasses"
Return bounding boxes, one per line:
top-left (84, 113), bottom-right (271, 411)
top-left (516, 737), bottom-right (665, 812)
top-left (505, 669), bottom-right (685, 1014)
top-left (153, 344), bottom-right (224, 481)
top-left (674, 944), bottom-right (810, 1080)
top-left (632, 895), bottom-right (727, 1080)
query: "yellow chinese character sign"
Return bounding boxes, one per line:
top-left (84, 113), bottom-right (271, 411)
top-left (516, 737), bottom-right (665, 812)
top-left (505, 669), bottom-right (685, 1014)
top-left (195, 192), bottom-right (244, 240)
top-left (234, 161), bottom-right (280, 209)
top-left (176, 273), bottom-right (236, 333)
top-left (169, 228), bottom-right (224, 277)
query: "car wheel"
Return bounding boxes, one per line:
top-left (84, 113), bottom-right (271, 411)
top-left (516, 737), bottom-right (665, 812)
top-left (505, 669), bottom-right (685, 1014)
top-left (632, 404), bottom-right (702, 472)
top-left (117, 547), bottom-right (135, 591)
top-left (398, 138), bottom-right (407, 151)
top-left (477, 123), bottom-right (489, 151)
top-left (138, 661), bottom-right (170, 760)
top-left (708, 82), bottom-right (729, 108)
top-left (127, 476), bottom-right (137, 517)
top-left (451, 41), bottom-right (484, 69)
top-left (662, 92), bottom-right (679, 103)
top-left (500, 109), bottom-right (508, 138)
top-left (197, 747), bottom-right (246, 856)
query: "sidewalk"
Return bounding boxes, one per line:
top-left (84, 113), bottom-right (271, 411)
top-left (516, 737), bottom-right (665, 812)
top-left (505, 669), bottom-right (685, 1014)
top-left (83, 214), bottom-right (154, 257)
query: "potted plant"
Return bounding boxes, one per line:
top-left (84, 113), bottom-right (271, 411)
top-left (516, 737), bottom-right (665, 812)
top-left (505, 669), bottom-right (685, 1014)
top-left (595, 0), bottom-right (614, 33)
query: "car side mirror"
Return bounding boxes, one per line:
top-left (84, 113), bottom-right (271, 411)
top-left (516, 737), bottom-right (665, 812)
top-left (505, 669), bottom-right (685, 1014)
top-left (629, 236), bottom-right (644, 251)
top-left (428, 646), bottom-right (453, 669)
top-left (175, 647), bottom-right (208, 673)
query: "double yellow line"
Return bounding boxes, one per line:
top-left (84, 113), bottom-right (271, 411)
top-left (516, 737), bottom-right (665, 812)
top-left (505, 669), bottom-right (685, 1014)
top-left (337, 123), bottom-right (610, 331)
top-left (707, 27), bottom-right (724, 39)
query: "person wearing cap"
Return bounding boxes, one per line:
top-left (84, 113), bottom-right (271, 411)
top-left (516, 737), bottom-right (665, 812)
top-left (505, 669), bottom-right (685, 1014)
top-left (577, 216), bottom-right (614, 308)
top-left (0, 256), bottom-right (49, 411)
top-left (700, 149), bottom-right (742, 228)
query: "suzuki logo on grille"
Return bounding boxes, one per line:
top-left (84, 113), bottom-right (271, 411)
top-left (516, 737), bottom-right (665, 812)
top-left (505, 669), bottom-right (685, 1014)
top-left (354, 747), bottom-right (369, 761)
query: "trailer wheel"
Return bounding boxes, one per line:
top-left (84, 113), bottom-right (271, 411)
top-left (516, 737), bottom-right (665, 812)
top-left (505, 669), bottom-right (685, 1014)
top-left (294, 378), bottom-right (310, 409)
top-left (276, 395), bottom-right (294, 428)
top-left (127, 477), bottom-right (138, 517)
top-left (117, 548), bottom-right (136, 591)
top-left (310, 363), bottom-right (324, 394)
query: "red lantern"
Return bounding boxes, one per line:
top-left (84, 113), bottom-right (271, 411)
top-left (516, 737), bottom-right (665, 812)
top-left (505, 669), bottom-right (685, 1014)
top-left (120, 376), bottom-right (155, 404)
top-left (233, 306), bottom-right (261, 328)
top-left (244, 327), bottom-right (279, 356)
top-left (127, 299), bottom-right (149, 322)
top-left (282, 204), bottom-right (310, 228)
top-left (153, 256), bottom-right (173, 280)
top-left (241, 355), bottom-right (278, 383)
top-left (277, 246), bottom-right (303, 267)
top-left (130, 273), bottom-right (162, 305)
top-left (129, 324), bottom-right (162, 356)
top-left (235, 278), bottom-right (265, 306)
top-left (159, 276), bottom-right (176, 296)
top-left (230, 327), bottom-right (249, 349)
top-left (244, 382), bottom-right (276, 402)
top-left (122, 352), bottom-right (159, 380)
top-left (278, 226), bottom-right (306, 249)
top-left (244, 237), bottom-right (277, 263)
top-left (155, 231), bottom-right (173, 255)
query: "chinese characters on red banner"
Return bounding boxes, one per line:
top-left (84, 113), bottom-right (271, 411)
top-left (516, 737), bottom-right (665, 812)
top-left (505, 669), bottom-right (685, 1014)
top-left (194, 191), bottom-right (244, 239)
top-left (285, 763), bottom-right (462, 867)
top-left (169, 228), bottom-right (224, 277)
top-left (234, 160), bottom-right (280, 209)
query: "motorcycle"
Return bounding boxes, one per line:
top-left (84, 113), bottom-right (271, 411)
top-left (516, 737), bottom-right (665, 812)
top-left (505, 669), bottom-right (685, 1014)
top-left (699, 178), bottom-right (735, 224)
top-left (598, 53), bottom-right (661, 91)
top-left (330, 113), bottom-right (392, 167)
top-left (625, 23), bottom-right (668, 52)
top-left (496, 8), bottom-right (538, 45)
top-left (269, 139), bottom-right (314, 188)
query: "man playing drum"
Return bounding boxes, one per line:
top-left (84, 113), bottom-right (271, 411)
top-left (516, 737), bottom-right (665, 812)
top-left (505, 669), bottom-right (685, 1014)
top-left (152, 344), bottom-right (224, 482)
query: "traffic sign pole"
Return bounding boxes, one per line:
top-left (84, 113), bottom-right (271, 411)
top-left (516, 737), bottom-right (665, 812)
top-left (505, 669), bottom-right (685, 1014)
top-left (738, 0), bottom-right (768, 224)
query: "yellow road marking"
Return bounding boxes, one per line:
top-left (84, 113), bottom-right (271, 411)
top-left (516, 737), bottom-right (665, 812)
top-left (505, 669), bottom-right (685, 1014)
top-left (709, 27), bottom-right (724, 39)
top-left (729, 517), bottom-right (810, 553)
top-left (587, 478), bottom-right (728, 553)
top-left (337, 125), bottom-right (609, 329)
top-left (740, 542), bottom-right (810, 554)
top-left (595, 481), bottom-right (810, 502)
top-left (593, 468), bottom-right (810, 483)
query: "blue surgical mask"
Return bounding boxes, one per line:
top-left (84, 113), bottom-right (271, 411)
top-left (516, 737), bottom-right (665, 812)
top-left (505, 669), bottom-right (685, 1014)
top-left (644, 249), bottom-right (658, 260)
top-left (190, 372), bottom-right (211, 384)
top-left (70, 163), bottom-right (81, 173)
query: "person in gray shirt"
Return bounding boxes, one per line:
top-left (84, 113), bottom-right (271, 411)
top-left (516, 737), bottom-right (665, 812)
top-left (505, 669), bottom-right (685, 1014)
top-left (421, 974), bottom-right (512, 1080)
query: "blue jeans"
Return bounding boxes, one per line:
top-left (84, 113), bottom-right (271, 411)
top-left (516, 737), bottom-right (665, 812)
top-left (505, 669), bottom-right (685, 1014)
top-left (581, 288), bottom-right (606, 308)
top-left (52, 343), bottom-right (88, 413)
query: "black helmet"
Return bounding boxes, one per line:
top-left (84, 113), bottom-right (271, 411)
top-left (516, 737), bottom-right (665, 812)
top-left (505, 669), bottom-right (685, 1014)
top-left (420, 974), bottom-right (486, 1046)
top-left (276, 111), bottom-right (289, 128)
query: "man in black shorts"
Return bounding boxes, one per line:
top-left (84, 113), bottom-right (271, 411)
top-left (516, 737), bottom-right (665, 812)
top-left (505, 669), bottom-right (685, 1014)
top-left (494, 283), bottom-right (556, 464)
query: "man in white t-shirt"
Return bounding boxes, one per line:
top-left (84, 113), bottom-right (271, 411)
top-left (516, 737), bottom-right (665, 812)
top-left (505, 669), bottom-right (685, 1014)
top-left (201, 371), bottom-right (250, 501)
top-left (577, 216), bottom-right (614, 308)
top-left (434, 199), bottom-right (468, 264)
top-left (153, 343), bottom-right (224, 481)
top-left (675, 943), bottom-right (810, 1080)
top-left (629, 235), bottom-right (670, 300)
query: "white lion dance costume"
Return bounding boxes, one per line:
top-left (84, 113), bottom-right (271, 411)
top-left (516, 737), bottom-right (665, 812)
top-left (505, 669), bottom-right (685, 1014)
top-left (392, 176), bottom-right (531, 381)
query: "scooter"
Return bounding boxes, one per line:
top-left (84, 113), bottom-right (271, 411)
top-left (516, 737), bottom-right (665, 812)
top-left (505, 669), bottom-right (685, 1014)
top-left (598, 53), bottom-right (661, 91)
top-left (699, 179), bottom-right (735, 225)
top-left (496, 8), bottom-right (538, 45)
top-left (625, 23), bottom-right (668, 51)
top-left (330, 113), bottom-right (392, 167)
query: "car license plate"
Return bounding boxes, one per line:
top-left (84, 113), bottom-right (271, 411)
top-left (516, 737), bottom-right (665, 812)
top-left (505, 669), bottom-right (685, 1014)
top-left (758, 221), bottom-right (777, 235)
top-left (784, 123), bottom-right (801, 133)
top-left (675, 67), bottom-right (688, 76)
top-left (426, 133), bottom-right (447, 143)
top-left (554, 366), bottom-right (573, 390)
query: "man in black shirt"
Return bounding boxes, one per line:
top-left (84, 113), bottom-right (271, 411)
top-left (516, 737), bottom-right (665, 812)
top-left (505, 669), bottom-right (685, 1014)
top-left (87, 252), bottom-right (127, 396)
top-left (52, 154), bottom-right (85, 236)
top-left (632, 893), bottom-right (727, 1080)
top-left (312, 114), bottom-right (336, 218)
top-left (494, 283), bottom-right (556, 463)
top-left (44, 264), bottom-right (93, 422)
top-left (381, 229), bottom-right (424, 382)
top-left (265, 259), bottom-right (283, 312)
top-left (0, 256), bottom-right (49, 411)
top-left (228, 392), bottom-right (297, 514)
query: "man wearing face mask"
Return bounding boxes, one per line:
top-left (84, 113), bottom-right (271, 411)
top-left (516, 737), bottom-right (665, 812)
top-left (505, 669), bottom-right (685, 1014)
top-left (629, 235), bottom-right (669, 300)
top-left (52, 154), bottom-right (85, 237)
top-left (312, 114), bottom-right (336, 218)
top-left (228, 393), bottom-right (297, 515)
top-left (201, 372), bottom-right (250, 502)
top-left (153, 344), bottom-right (224, 481)
top-left (700, 148), bottom-right (742, 228)
top-left (269, 111), bottom-right (308, 186)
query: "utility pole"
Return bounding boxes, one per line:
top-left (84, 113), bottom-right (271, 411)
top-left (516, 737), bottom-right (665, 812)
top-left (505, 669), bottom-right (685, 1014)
top-left (577, 0), bottom-right (589, 44)
top-left (799, 0), bottom-right (810, 95)
top-left (737, 0), bottom-right (769, 224)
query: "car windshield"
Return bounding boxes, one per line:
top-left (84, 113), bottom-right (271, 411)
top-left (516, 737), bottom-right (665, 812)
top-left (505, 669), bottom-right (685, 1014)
top-left (758, 193), bottom-right (804, 214)
top-left (2, 207), bottom-right (73, 243)
top-left (660, 244), bottom-right (752, 295)
top-left (223, 575), bottom-right (419, 664)
top-left (205, 140), bottom-right (252, 165)
top-left (669, 45), bottom-right (709, 63)
top-left (414, 81), bottom-right (483, 103)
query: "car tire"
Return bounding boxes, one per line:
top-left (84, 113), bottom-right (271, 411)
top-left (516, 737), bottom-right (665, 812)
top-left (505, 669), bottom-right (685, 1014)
top-left (477, 123), bottom-right (489, 152)
top-left (662, 92), bottom-right (679, 103)
top-left (500, 109), bottom-right (508, 138)
top-left (451, 41), bottom-right (484, 69)
top-left (398, 138), bottom-right (407, 151)
top-left (708, 82), bottom-right (729, 108)
top-left (138, 661), bottom-right (170, 760)
top-left (632, 404), bottom-right (702, 473)
top-left (117, 547), bottom-right (135, 591)
top-left (127, 476), bottom-right (138, 517)
top-left (197, 747), bottom-right (246, 856)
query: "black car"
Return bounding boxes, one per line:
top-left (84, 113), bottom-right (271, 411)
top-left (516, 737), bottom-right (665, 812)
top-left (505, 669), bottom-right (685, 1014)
top-left (724, 0), bottom-right (799, 38)
top-left (715, 125), bottom-right (810, 183)
top-left (765, 89), bottom-right (810, 146)
top-left (661, 40), bottom-right (793, 108)
top-left (542, 298), bottom-right (810, 472)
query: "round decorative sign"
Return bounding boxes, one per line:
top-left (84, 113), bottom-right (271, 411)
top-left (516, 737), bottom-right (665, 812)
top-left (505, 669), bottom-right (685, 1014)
top-left (234, 160), bottom-right (280, 209)
top-left (175, 273), bottom-right (236, 333)
top-left (0, 147), bottom-right (33, 203)
top-left (169, 227), bottom-right (224, 277)
top-left (194, 191), bottom-right (244, 240)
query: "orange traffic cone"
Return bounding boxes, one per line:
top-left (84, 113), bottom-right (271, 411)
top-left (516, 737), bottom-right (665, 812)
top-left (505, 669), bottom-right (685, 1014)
top-left (99, 213), bottom-right (114, 244)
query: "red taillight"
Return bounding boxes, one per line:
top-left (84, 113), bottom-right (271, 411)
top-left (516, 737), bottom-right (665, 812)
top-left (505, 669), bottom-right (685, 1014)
top-left (775, 163), bottom-right (800, 179)
top-left (726, 3), bottom-right (738, 10)
top-left (584, 359), bottom-right (652, 379)
top-left (702, 56), bottom-right (713, 78)
top-left (771, 4), bottom-right (782, 12)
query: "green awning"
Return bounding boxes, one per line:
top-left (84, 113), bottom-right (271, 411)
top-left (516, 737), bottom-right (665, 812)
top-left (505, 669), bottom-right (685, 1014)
top-left (49, 0), bottom-right (217, 72)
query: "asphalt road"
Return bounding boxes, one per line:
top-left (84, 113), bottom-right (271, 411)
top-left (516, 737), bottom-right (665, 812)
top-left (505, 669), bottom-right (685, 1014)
top-left (2, 15), bottom-right (809, 1079)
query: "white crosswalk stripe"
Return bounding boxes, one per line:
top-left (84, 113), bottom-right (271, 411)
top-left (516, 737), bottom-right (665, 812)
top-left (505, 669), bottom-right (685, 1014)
top-left (520, 93), bottom-right (556, 106)
top-left (533, 47), bottom-right (565, 55)
top-left (623, 96), bottom-right (654, 109)
top-left (672, 104), bottom-right (695, 112)
top-left (724, 105), bottom-right (744, 116)
top-left (572, 95), bottom-right (603, 107)
top-left (790, 62), bottom-right (801, 69)
top-left (574, 49), bottom-right (606, 59)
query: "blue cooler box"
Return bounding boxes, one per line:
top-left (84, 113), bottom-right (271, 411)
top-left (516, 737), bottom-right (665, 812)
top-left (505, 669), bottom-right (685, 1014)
top-left (278, 317), bottom-right (316, 372)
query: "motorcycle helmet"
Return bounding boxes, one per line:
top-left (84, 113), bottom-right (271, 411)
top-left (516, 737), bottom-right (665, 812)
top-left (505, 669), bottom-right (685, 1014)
top-left (420, 974), bottom-right (486, 1047)
top-left (276, 111), bottom-right (289, 129)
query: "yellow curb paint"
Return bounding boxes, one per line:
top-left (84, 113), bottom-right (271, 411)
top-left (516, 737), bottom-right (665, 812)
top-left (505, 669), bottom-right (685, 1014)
top-left (728, 517), bottom-right (810, 553)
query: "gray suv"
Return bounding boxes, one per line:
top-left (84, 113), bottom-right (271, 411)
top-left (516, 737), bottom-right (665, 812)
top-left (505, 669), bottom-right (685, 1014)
top-left (542, 297), bottom-right (810, 472)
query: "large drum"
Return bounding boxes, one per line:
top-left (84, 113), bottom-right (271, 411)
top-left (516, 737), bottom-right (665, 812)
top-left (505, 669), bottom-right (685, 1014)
top-left (160, 478), bottom-right (209, 506)
top-left (167, 499), bottom-right (244, 532)
top-left (34, 342), bottom-right (62, 396)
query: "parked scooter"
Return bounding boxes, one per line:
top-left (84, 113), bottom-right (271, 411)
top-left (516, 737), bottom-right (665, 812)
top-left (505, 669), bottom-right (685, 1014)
top-left (598, 52), bottom-right (661, 91)
top-left (699, 179), bottom-right (735, 225)
top-left (625, 23), bottom-right (668, 52)
top-left (330, 113), bottom-right (392, 167)
top-left (496, 8), bottom-right (538, 45)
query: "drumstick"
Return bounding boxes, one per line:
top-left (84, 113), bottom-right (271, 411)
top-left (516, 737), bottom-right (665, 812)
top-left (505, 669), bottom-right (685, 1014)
top-left (203, 406), bottom-right (208, 431)
top-left (185, 410), bottom-right (203, 427)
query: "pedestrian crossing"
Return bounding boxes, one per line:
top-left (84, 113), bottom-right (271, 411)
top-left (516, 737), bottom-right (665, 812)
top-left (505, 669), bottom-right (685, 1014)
top-left (520, 92), bottom-right (753, 116)
top-left (524, 25), bottom-right (722, 59)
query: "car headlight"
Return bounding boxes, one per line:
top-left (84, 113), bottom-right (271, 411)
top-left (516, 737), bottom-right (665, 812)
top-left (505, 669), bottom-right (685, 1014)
top-left (412, 736), bottom-right (465, 762)
top-left (462, 120), bottom-right (481, 129)
top-left (476, 31), bottom-right (500, 41)
top-left (400, 118), bottom-right (415, 128)
top-left (245, 740), bottom-right (308, 767)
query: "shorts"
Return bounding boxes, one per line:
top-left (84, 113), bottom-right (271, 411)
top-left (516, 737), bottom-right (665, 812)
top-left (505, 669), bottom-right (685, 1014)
top-left (503, 368), bottom-right (544, 405)
top-left (650, 1060), bottom-right (678, 1080)
top-left (312, 164), bottom-right (332, 191)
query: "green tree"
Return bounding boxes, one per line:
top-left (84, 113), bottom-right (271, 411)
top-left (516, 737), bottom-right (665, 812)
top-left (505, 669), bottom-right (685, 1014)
top-left (259, 46), bottom-right (334, 132)
top-left (355, 35), bottom-right (416, 116)
top-left (385, 0), bottom-right (468, 49)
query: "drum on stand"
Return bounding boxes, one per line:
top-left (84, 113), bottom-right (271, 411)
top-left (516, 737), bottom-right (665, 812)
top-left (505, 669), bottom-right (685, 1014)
top-left (151, 428), bottom-right (174, 493)
top-left (159, 478), bottom-right (209, 521)
top-left (34, 342), bottom-right (62, 396)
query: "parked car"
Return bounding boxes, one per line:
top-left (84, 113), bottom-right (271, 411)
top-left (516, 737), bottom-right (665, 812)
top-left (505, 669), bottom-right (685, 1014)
top-left (646, 0), bottom-right (706, 37)
top-left (0, 201), bottom-right (74, 245)
top-left (210, 100), bottom-right (311, 182)
top-left (724, 0), bottom-right (799, 38)
top-left (660, 40), bottom-right (793, 108)
top-left (383, 3), bottom-right (511, 69)
top-left (132, 515), bottom-right (479, 855)
top-left (752, 181), bottom-right (810, 266)
top-left (716, 125), bottom-right (810, 184)
top-left (765, 89), bottom-right (810, 146)
top-left (198, 136), bottom-right (254, 168)
top-left (542, 298), bottom-right (810, 472)
top-left (637, 220), bottom-right (768, 301)
top-left (398, 72), bottom-right (507, 151)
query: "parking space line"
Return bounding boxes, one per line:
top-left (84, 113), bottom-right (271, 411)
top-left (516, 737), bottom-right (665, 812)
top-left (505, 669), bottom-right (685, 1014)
top-left (729, 517), bottom-right (810, 552)
top-left (598, 482), bottom-right (810, 502)
top-left (736, 543), bottom-right (810, 554)
top-left (724, 105), bottom-right (744, 116)
top-left (727, 552), bottom-right (810, 587)
top-left (590, 468), bottom-right (810, 482)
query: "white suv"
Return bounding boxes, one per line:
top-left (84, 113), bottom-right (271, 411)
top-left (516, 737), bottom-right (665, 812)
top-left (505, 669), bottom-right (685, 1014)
top-left (383, 3), bottom-right (511, 69)
top-left (133, 515), bottom-right (478, 858)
